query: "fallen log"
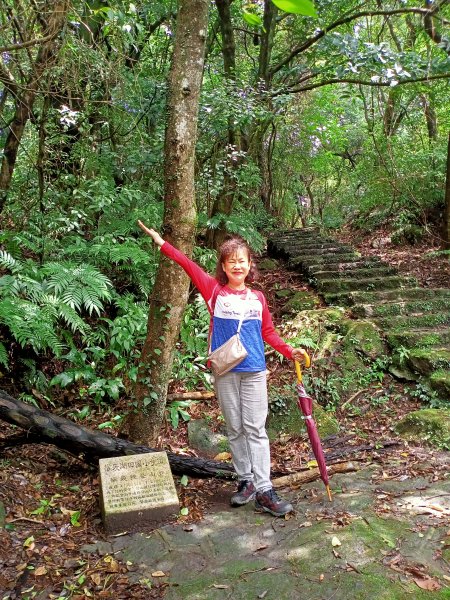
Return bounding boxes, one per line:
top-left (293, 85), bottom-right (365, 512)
top-left (0, 390), bottom-right (234, 479)
top-left (272, 461), bottom-right (359, 489)
top-left (166, 391), bottom-right (215, 401)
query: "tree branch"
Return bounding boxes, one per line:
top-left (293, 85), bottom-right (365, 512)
top-left (0, 63), bottom-right (18, 95)
top-left (273, 72), bottom-right (450, 96)
top-left (0, 32), bottom-right (60, 54)
top-left (270, 7), bottom-right (442, 77)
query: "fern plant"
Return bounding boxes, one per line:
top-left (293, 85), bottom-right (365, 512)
top-left (0, 251), bottom-right (113, 363)
top-left (61, 234), bottom-right (157, 298)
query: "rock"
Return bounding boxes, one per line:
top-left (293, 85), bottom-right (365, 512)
top-left (388, 365), bottom-right (418, 381)
top-left (395, 409), bottom-right (450, 449)
top-left (258, 258), bottom-right (279, 271)
top-left (187, 419), bottom-right (229, 458)
top-left (281, 291), bottom-right (320, 314)
top-left (341, 320), bottom-right (386, 361)
top-left (314, 404), bottom-right (340, 438)
top-left (430, 370), bottom-right (450, 396)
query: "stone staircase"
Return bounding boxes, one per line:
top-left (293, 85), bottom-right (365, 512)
top-left (267, 228), bottom-right (450, 400)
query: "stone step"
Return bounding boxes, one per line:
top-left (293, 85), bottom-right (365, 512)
top-left (346, 288), bottom-right (450, 306)
top-left (307, 258), bottom-right (384, 275)
top-left (386, 327), bottom-right (450, 349)
top-left (407, 348), bottom-right (450, 377)
top-left (429, 370), bottom-right (450, 396)
top-left (373, 311), bottom-right (450, 331)
top-left (268, 228), bottom-right (449, 404)
top-left (352, 297), bottom-right (450, 318)
top-left (291, 253), bottom-right (360, 269)
top-left (312, 266), bottom-right (397, 281)
top-left (289, 246), bottom-right (353, 258)
top-left (286, 241), bottom-right (353, 252)
top-left (268, 231), bottom-right (319, 247)
top-left (316, 275), bottom-right (417, 295)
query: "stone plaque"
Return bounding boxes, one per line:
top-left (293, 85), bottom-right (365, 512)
top-left (99, 452), bottom-right (180, 534)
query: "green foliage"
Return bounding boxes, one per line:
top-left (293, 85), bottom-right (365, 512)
top-left (0, 249), bottom-right (112, 357)
top-left (97, 414), bottom-right (124, 430)
top-left (1, 0), bottom-right (449, 435)
top-left (49, 294), bottom-right (148, 404)
top-left (243, 12), bottom-right (263, 28)
top-left (173, 294), bottom-right (212, 390)
top-left (167, 400), bottom-right (197, 429)
top-left (42, 262), bottom-right (112, 316)
top-left (192, 246), bottom-right (217, 275)
top-left (407, 383), bottom-right (445, 409)
top-left (29, 495), bottom-right (61, 517)
top-left (0, 342), bottom-right (8, 368)
top-left (271, 0), bottom-right (318, 18)
top-left (269, 383), bottom-right (296, 417)
top-left (204, 210), bottom-right (266, 253)
top-left (312, 356), bottom-right (390, 409)
top-left (50, 347), bottom-right (125, 405)
top-left (394, 345), bottom-right (411, 366)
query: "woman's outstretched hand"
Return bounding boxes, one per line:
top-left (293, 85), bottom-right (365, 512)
top-left (138, 220), bottom-right (165, 247)
top-left (292, 348), bottom-right (309, 363)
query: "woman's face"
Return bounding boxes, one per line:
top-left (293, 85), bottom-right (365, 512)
top-left (222, 248), bottom-right (251, 290)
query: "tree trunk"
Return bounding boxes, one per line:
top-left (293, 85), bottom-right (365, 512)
top-left (421, 94), bottom-right (438, 140)
top-left (0, 0), bottom-right (68, 213)
top-left (253, 0), bottom-right (278, 212)
top-left (444, 131), bottom-right (450, 249)
top-left (0, 390), bottom-right (234, 478)
top-left (208, 0), bottom-right (238, 250)
top-left (127, 0), bottom-right (209, 445)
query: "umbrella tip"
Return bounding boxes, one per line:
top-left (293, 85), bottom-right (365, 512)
top-left (326, 485), bottom-right (332, 502)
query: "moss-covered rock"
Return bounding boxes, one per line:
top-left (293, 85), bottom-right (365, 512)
top-left (281, 290), bottom-right (320, 313)
top-left (313, 266), bottom-right (396, 281)
top-left (258, 257), bottom-right (279, 271)
top-left (395, 409), bottom-right (450, 449)
top-left (290, 307), bottom-right (345, 330)
top-left (348, 288), bottom-right (450, 306)
top-left (187, 419), bottom-right (229, 457)
top-left (352, 299), bottom-right (450, 320)
top-left (285, 307), bottom-right (390, 407)
top-left (307, 258), bottom-right (381, 275)
top-left (314, 403), bottom-right (340, 437)
top-left (374, 312), bottom-right (450, 331)
top-left (387, 328), bottom-right (450, 349)
top-left (407, 348), bottom-right (450, 375)
top-left (316, 275), bottom-right (417, 294)
top-left (429, 370), bottom-right (450, 396)
top-left (267, 396), bottom-right (339, 440)
top-left (340, 320), bottom-right (386, 360)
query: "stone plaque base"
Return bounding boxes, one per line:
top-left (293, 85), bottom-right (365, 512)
top-left (99, 452), bottom-right (180, 534)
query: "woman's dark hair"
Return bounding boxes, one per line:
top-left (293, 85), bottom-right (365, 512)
top-left (215, 236), bottom-right (258, 285)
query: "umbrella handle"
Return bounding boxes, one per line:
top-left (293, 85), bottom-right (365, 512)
top-left (295, 353), bottom-right (311, 383)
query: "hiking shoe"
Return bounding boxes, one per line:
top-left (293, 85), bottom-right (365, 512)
top-left (255, 488), bottom-right (293, 517)
top-left (230, 480), bottom-right (256, 506)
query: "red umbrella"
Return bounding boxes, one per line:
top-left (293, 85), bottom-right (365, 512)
top-left (295, 357), bottom-right (332, 502)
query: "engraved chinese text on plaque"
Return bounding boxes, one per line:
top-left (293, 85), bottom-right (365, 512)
top-left (99, 452), bottom-right (180, 534)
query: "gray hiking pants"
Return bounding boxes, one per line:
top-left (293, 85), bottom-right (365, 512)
top-left (214, 370), bottom-right (271, 491)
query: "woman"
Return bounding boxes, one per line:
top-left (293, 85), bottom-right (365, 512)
top-left (138, 220), bottom-right (307, 516)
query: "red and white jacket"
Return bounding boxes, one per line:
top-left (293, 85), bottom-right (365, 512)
top-left (161, 242), bottom-right (294, 372)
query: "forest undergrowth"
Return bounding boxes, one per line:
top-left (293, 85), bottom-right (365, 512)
top-left (0, 231), bottom-right (448, 599)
